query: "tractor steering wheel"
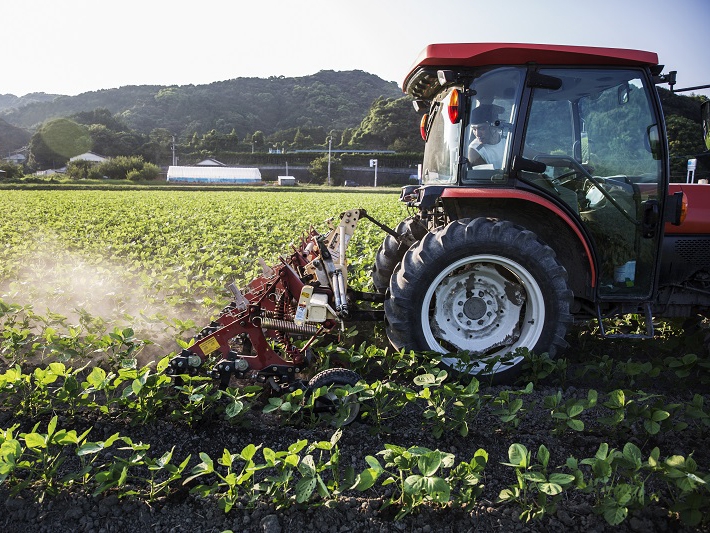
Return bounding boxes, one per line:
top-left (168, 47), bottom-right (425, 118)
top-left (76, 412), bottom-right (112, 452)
top-left (550, 169), bottom-right (580, 186)
top-left (533, 155), bottom-right (638, 225)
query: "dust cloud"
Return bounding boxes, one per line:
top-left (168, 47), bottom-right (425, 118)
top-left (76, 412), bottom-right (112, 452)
top-left (0, 250), bottom-right (217, 368)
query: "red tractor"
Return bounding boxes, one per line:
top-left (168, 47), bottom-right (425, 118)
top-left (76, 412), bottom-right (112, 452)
top-left (375, 43), bottom-right (710, 381)
top-left (170, 43), bottom-right (710, 400)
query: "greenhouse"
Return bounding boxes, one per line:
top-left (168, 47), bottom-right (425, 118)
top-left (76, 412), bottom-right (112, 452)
top-left (166, 166), bottom-right (262, 184)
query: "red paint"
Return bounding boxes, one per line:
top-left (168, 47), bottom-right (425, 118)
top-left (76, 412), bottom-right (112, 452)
top-left (667, 183), bottom-right (710, 234)
top-left (440, 188), bottom-right (597, 284)
top-left (404, 43), bottom-right (657, 89)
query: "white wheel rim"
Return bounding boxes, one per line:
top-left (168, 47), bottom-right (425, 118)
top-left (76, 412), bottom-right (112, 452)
top-left (322, 391), bottom-right (360, 426)
top-left (420, 254), bottom-right (545, 374)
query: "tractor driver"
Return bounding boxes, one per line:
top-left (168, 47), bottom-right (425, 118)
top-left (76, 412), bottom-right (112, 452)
top-left (467, 104), bottom-right (506, 169)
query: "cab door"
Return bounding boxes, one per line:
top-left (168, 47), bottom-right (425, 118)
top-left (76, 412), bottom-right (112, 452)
top-left (520, 67), bottom-right (666, 299)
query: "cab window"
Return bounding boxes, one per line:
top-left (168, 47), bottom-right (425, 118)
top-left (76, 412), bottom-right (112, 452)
top-left (421, 88), bottom-right (462, 185)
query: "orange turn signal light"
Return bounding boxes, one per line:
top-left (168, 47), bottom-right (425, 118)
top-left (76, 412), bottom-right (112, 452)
top-left (448, 89), bottom-right (461, 124)
top-left (680, 192), bottom-right (688, 224)
top-left (420, 114), bottom-right (428, 141)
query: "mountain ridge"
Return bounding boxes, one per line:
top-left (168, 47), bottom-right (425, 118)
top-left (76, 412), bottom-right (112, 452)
top-left (0, 70), bottom-right (403, 142)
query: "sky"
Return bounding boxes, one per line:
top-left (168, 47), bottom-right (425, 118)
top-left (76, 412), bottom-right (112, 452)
top-left (3, 0), bottom-right (709, 98)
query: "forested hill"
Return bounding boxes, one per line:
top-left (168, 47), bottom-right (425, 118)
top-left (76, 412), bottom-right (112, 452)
top-left (0, 70), bottom-right (402, 138)
top-left (0, 92), bottom-right (60, 113)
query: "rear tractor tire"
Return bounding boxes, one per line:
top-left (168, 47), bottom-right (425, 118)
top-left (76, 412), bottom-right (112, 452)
top-left (385, 218), bottom-right (573, 382)
top-left (372, 216), bottom-right (428, 293)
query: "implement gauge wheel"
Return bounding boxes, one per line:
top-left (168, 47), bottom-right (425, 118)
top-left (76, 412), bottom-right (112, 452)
top-left (385, 218), bottom-right (573, 382)
top-left (308, 368), bottom-right (362, 426)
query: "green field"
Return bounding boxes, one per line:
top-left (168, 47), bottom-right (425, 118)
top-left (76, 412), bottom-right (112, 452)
top-left (1, 188), bottom-right (709, 529)
top-left (0, 189), bottom-right (406, 359)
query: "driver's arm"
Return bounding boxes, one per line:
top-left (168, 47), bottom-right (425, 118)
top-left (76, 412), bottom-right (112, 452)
top-left (467, 143), bottom-right (487, 166)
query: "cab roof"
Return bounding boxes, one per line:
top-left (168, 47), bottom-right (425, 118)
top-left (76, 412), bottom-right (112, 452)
top-left (404, 42), bottom-right (659, 97)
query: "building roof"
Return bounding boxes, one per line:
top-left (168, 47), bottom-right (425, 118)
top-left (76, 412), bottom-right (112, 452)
top-left (196, 158), bottom-right (226, 166)
top-left (69, 152), bottom-right (108, 163)
top-left (4, 153), bottom-right (26, 163)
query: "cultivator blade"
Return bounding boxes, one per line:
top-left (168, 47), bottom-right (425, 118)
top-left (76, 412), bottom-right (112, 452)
top-left (166, 209), bottom-right (382, 389)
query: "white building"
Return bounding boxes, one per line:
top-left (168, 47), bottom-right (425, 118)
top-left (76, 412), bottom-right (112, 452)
top-left (69, 152), bottom-right (109, 163)
top-left (277, 176), bottom-right (296, 186)
top-left (4, 153), bottom-right (26, 165)
top-left (195, 158), bottom-right (226, 166)
top-left (166, 166), bottom-right (262, 184)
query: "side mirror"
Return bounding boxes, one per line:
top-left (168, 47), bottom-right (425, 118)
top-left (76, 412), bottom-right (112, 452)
top-left (618, 83), bottom-right (630, 105)
top-left (647, 124), bottom-right (662, 161)
top-left (437, 70), bottom-right (456, 86)
top-left (412, 99), bottom-right (430, 114)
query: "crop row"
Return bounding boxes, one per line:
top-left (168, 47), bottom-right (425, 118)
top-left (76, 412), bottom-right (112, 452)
top-left (1, 410), bottom-right (708, 526)
top-left (1, 347), bottom-right (709, 439)
top-left (1, 336), bottom-right (709, 529)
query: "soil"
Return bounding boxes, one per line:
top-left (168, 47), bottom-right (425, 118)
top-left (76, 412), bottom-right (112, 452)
top-left (1, 329), bottom-right (709, 533)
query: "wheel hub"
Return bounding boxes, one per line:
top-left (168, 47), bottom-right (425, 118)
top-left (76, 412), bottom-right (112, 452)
top-left (431, 263), bottom-right (526, 353)
top-left (463, 296), bottom-right (487, 320)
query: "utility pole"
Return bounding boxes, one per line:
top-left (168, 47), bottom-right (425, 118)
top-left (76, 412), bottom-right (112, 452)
top-left (171, 136), bottom-right (177, 166)
top-left (370, 158), bottom-right (378, 187)
top-left (327, 136), bottom-right (332, 186)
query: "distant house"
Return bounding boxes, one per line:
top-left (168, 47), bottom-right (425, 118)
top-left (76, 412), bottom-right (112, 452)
top-left (34, 169), bottom-right (64, 176)
top-left (4, 153), bottom-right (26, 165)
top-left (166, 166), bottom-right (262, 184)
top-left (196, 158), bottom-right (226, 167)
top-left (69, 152), bottom-right (109, 164)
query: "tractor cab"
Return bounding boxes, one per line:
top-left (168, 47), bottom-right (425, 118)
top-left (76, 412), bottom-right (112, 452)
top-left (406, 43), bottom-right (676, 307)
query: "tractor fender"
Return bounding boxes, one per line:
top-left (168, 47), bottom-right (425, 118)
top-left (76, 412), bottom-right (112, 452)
top-left (667, 183), bottom-right (710, 235)
top-left (440, 188), bottom-right (596, 297)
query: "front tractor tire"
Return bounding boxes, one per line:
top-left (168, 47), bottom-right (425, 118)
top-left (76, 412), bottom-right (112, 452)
top-left (385, 218), bottom-right (573, 382)
top-left (372, 216), bottom-right (429, 293)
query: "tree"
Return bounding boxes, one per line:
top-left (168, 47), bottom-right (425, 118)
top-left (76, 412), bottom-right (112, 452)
top-left (87, 124), bottom-right (145, 158)
top-left (143, 128), bottom-right (175, 165)
top-left (348, 96), bottom-right (423, 151)
top-left (0, 161), bottom-right (23, 180)
top-left (72, 108), bottom-right (127, 131)
top-left (666, 114), bottom-right (707, 179)
top-left (308, 155), bottom-right (343, 185)
top-left (293, 129), bottom-right (306, 149)
top-left (28, 118), bottom-right (91, 170)
top-left (126, 162), bottom-right (160, 181)
top-left (66, 160), bottom-right (102, 180)
top-left (99, 156), bottom-right (151, 180)
top-left (252, 131), bottom-right (265, 150)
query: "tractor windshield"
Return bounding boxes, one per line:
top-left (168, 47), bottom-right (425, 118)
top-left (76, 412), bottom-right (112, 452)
top-left (462, 68), bottom-right (525, 183)
top-left (421, 88), bottom-right (462, 184)
top-left (421, 68), bottom-right (525, 185)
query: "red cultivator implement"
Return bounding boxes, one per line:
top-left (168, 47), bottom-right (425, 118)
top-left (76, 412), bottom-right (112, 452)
top-left (166, 209), bottom-right (386, 422)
